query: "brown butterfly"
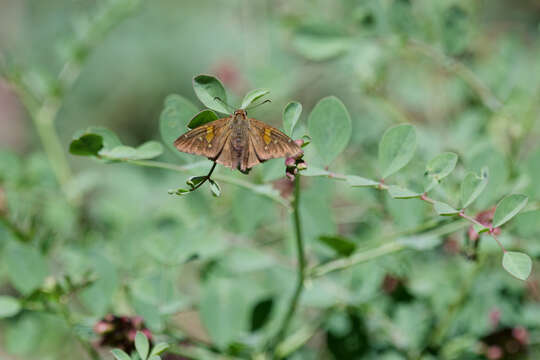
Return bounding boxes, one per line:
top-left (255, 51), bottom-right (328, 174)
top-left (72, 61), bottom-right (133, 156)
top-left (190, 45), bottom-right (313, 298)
top-left (174, 109), bottom-right (303, 173)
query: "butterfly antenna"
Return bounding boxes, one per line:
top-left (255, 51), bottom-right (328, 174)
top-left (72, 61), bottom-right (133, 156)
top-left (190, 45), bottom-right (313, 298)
top-left (245, 99), bottom-right (272, 111)
top-left (213, 97), bottom-right (235, 114)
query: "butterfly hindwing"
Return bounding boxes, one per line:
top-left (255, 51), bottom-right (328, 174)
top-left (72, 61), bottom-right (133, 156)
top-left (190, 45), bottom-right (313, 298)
top-left (248, 118), bottom-right (303, 161)
top-left (173, 117), bottom-right (232, 159)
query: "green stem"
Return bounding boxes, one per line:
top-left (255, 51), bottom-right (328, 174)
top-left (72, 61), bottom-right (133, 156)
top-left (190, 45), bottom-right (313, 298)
top-left (310, 219), bottom-right (468, 277)
top-left (270, 175), bottom-right (306, 355)
top-left (33, 99), bottom-right (72, 192)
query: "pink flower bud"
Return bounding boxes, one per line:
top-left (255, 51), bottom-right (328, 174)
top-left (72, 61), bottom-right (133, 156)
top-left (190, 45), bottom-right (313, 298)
top-left (297, 161), bottom-right (307, 170)
top-left (285, 157), bottom-right (296, 167)
top-left (93, 321), bottom-right (113, 334)
top-left (142, 328), bottom-right (153, 341)
top-left (294, 139), bottom-right (304, 147)
top-left (486, 345), bottom-right (503, 360)
top-left (513, 326), bottom-right (529, 344)
top-left (286, 172), bottom-right (295, 181)
top-left (132, 316), bottom-right (143, 328)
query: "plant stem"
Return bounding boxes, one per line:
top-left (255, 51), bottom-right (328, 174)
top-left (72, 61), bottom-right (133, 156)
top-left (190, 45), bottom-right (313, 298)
top-left (310, 219), bottom-right (469, 277)
top-left (33, 99), bottom-right (72, 192)
top-left (270, 175), bottom-right (306, 355)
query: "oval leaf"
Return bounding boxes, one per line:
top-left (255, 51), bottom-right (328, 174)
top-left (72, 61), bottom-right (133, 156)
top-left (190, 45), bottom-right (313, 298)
top-left (308, 96), bottom-right (351, 165)
top-left (150, 342), bottom-right (170, 356)
top-left (346, 175), bottom-right (379, 187)
top-left (0, 296), bottom-right (21, 318)
top-left (425, 152), bottom-right (458, 181)
top-left (159, 94), bottom-right (199, 155)
top-left (319, 235), bottom-right (356, 256)
top-left (493, 194), bottom-right (528, 228)
top-left (134, 141), bottom-right (163, 160)
top-left (434, 201), bottom-right (459, 216)
top-left (502, 251), bottom-right (532, 281)
top-left (241, 88), bottom-right (270, 109)
top-left (69, 134), bottom-right (103, 157)
top-left (460, 168), bottom-right (489, 208)
top-left (4, 242), bottom-right (48, 295)
top-left (209, 179), bottom-right (221, 197)
top-left (388, 185), bottom-right (421, 199)
top-left (193, 75), bottom-right (231, 114)
top-left (111, 349), bottom-right (131, 360)
top-left (379, 124), bottom-right (416, 178)
top-left (188, 109), bottom-right (219, 129)
top-left (283, 101), bottom-right (302, 136)
top-left (135, 331), bottom-right (149, 360)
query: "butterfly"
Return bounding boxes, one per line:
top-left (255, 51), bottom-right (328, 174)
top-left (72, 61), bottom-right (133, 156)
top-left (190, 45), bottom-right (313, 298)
top-left (174, 109), bottom-right (303, 173)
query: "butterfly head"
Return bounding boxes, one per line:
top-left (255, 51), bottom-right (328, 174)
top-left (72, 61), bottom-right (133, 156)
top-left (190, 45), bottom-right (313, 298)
top-left (233, 109), bottom-right (248, 120)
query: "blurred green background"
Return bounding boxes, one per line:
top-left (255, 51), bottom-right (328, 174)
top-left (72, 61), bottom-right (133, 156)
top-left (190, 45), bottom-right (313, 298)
top-left (1, 0), bottom-right (540, 359)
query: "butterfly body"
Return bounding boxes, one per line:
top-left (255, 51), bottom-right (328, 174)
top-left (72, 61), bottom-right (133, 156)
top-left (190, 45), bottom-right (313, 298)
top-left (174, 109), bottom-right (302, 173)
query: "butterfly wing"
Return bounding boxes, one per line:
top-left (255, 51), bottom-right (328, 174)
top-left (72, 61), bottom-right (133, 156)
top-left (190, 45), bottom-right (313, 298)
top-left (248, 118), bottom-right (303, 161)
top-left (174, 117), bottom-right (232, 160)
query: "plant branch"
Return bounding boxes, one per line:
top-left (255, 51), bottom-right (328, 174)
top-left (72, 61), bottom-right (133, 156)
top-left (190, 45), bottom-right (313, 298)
top-left (270, 175), bottom-right (306, 354)
top-left (309, 219), bottom-right (469, 277)
top-left (126, 159), bottom-right (291, 209)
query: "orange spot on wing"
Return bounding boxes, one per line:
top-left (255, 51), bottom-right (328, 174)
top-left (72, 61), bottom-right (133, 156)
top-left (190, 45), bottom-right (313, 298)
top-left (205, 126), bottom-right (214, 143)
top-left (263, 128), bottom-right (272, 145)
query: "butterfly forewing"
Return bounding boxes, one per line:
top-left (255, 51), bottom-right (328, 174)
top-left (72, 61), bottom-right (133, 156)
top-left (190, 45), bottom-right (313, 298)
top-left (173, 117), bottom-right (232, 159)
top-left (248, 118), bottom-right (303, 161)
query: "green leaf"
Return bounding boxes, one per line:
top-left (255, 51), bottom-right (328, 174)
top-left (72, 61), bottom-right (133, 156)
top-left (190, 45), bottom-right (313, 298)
top-left (69, 127), bottom-right (122, 157)
top-left (378, 124), bottom-right (416, 178)
top-left (388, 186), bottom-right (421, 199)
top-left (168, 188), bottom-right (190, 196)
top-left (292, 24), bottom-right (351, 61)
top-left (187, 109), bottom-right (218, 129)
top-left (346, 175), bottom-right (379, 187)
top-left (283, 101), bottom-right (302, 136)
top-left (111, 349), bottom-right (132, 360)
top-left (135, 331), bottom-right (150, 360)
top-left (134, 141), bottom-right (164, 160)
top-left (186, 176), bottom-right (206, 189)
top-left (209, 179), bottom-right (221, 197)
top-left (150, 343), bottom-right (170, 357)
top-left (301, 166), bottom-right (330, 177)
top-left (502, 251), bottom-right (532, 281)
top-left (148, 356), bottom-right (161, 360)
top-left (192, 75), bottom-right (231, 114)
top-left (69, 134), bottom-right (103, 156)
top-left (318, 235), bottom-right (356, 256)
top-left (493, 194), bottom-right (528, 228)
top-left (308, 96), bottom-right (351, 165)
top-left (4, 242), bottom-right (48, 295)
top-left (434, 201), bottom-right (460, 216)
top-left (0, 296), bottom-right (21, 318)
top-left (159, 94), bottom-right (199, 155)
top-left (240, 88), bottom-right (270, 109)
top-left (83, 127), bottom-right (122, 150)
top-left (200, 276), bottom-right (252, 348)
top-left (99, 141), bottom-right (163, 161)
top-left (425, 152), bottom-right (458, 181)
top-left (460, 168), bottom-right (488, 208)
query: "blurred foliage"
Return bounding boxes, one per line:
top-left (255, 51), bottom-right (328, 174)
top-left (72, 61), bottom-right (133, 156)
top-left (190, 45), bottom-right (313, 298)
top-left (1, 0), bottom-right (540, 359)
